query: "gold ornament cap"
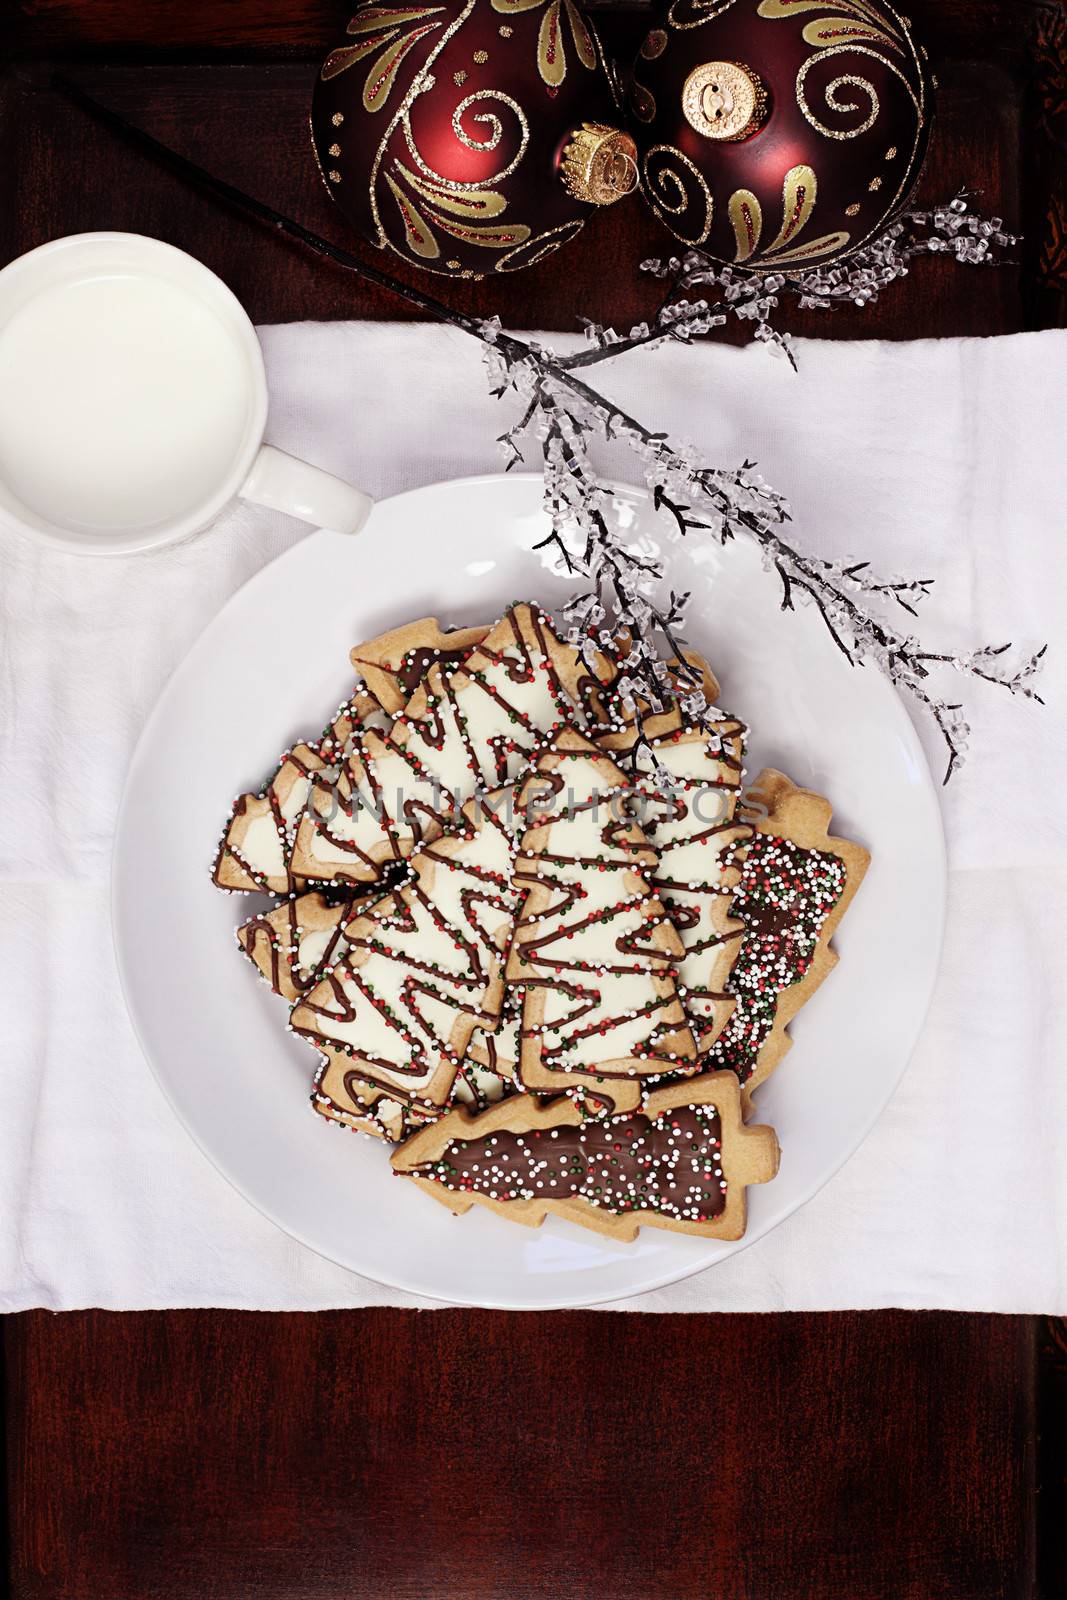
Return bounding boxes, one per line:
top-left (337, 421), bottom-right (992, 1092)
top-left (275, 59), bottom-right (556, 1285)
top-left (560, 123), bottom-right (639, 206)
top-left (682, 61), bottom-right (769, 142)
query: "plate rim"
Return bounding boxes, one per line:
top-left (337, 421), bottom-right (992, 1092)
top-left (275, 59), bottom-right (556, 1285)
top-left (111, 470), bottom-right (947, 1309)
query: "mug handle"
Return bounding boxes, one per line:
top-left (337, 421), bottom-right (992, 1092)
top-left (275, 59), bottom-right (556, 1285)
top-left (239, 444), bottom-right (374, 535)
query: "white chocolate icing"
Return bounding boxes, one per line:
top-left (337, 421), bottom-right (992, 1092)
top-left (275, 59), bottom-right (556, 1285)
top-left (510, 738), bottom-right (694, 1083)
top-left (294, 606), bottom-right (602, 886)
top-left (215, 744), bottom-right (325, 893)
top-left (239, 811), bottom-right (288, 881)
top-left (622, 719), bottom-right (749, 1037)
top-left (296, 925), bottom-right (339, 974)
top-left (292, 798), bottom-right (521, 1104)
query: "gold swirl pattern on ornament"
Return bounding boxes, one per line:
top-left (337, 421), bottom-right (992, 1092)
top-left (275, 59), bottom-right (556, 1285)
top-left (448, 89), bottom-right (530, 181)
top-left (796, 61), bottom-right (880, 138)
top-left (494, 218), bottom-right (585, 272)
top-left (379, 85), bottom-right (533, 267)
top-left (753, 0), bottom-right (926, 264)
top-left (764, 228), bottom-right (850, 263)
top-left (323, 10), bottom-right (446, 119)
top-left (386, 161), bottom-right (532, 256)
top-left (796, 43), bottom-right (919, 141)
top-left (764, 164), bottom-right (816, 254)
top-left (353, 0), bottom-right (597, 273)
top-left (323, 2), bottom-right (445, 80)
top-left (394, 159), bottom-right (508, 217)
top-left (365, 27), bottom-right (442, 111)
top-left (384, 170), bottom-right (442, 257)
top-left (366, 0), bottom-right (486, 266)
top-left (728, 188), bottom-right (762, 262)
top-left (666, 0), bottom-right (740, 33)
top-left (800, 17), bottom-right (901, 52)
top-left (750, 164), bottom-right (853, 265)
top-left (491, 0), bottom-right (597, 88)
top-left (433, 213), bottom-right (532, 248)
top-left (642, 145), bottom-right (714, 245)
top-left (756, 0), bottom-right (903, 44)
top-left (322, 32), bottom-right (393, 79)
top-left (345, 3), bottom-right (446, 33)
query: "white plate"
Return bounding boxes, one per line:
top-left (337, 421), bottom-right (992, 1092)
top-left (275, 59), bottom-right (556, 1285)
top-left (113, 473), bottom-right (945, 1309)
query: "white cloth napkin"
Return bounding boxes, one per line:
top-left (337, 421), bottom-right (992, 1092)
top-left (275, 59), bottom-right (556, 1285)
top-left (2, 320), bottom-right (1064, 1313)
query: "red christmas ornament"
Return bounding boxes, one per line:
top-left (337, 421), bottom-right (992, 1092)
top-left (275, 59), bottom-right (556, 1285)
top-left (311, 0), bottom-right (638, 279)
top-left (628, 0), bottom-right (933, 270)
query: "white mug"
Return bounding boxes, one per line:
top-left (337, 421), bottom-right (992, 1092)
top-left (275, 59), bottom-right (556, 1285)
top-left (0, 232), bottom-right (373, 556)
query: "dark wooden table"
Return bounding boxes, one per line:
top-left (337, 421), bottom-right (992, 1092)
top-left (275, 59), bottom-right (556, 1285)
top-left (3, 3), bottom-right (1066, 1596)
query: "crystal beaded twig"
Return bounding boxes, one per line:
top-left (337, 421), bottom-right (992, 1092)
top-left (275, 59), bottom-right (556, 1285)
top-left (481, 196), bottom-right (1045, 780)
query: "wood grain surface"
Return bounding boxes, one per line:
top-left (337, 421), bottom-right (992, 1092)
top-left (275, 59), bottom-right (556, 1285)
top-left (3, 1310), bottom-right (1040, 1600)
top-left (0, 0), bottom-right (1056, 60)
top-left (2, 3), bottom-right (1065, 1597)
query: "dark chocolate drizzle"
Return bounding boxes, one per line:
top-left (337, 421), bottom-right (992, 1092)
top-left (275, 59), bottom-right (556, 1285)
top-left (351, 639), bottom-right (478, 703)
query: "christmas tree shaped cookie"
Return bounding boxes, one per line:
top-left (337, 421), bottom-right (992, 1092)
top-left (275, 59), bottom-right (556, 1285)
top-left (289, 616), bottom-right (497, 885)
top-left (214, 617), bottom-right (486, 896)
top-left (212, 742), bottom-right (325, 895)
top-left (290, 603), bottom-right (616, 887)
top-left (393, 1070), bottom-right (779, 1241)
top-left (212, 682), bottom-right (391, 894)
top-left (291, 791), bottom-right (522, 1112)
top-left (506, 729), bottom-right (696, 1111)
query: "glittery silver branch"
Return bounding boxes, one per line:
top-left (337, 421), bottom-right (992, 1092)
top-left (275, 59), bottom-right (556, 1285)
top-left (481, 195), bottom-right (1044, 782)
top-left (564, 191), bottom-right (1018, 373)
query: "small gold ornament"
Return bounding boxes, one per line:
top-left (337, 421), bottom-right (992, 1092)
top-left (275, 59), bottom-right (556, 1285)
top-left (560, 123), bottom-right (639, 206)
top-left (681, 60), bottom-right (768, 143)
